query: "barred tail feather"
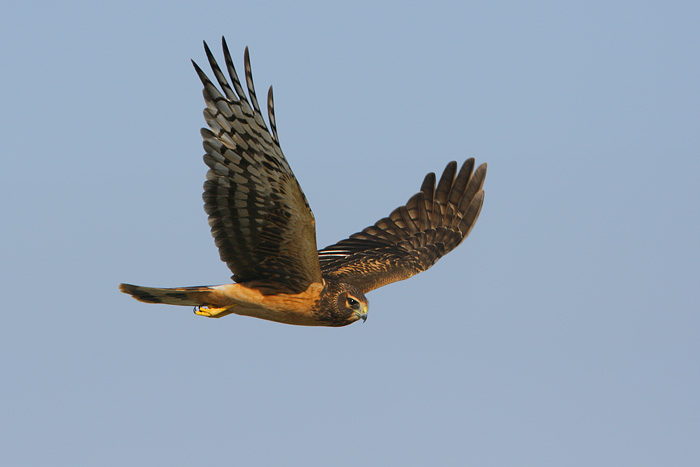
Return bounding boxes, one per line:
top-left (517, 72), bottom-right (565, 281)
top-left (119, 283), bottom-right (215, 306)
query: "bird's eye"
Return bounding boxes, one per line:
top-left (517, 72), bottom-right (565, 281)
top-left (347, 297), bottom-right (359, 308)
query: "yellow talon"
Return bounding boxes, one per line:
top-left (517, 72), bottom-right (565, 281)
top-left (194, 304), bottom-right (236, 318)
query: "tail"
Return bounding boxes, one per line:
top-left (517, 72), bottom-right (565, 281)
top-left (119, 283), bottom-right (216, 306)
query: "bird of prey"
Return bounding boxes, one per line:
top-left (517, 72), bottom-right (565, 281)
top-left (119, 38), bottom-right (487, 327)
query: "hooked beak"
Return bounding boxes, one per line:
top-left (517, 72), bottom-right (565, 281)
top-left (357, 304), bottom-right (368, 323)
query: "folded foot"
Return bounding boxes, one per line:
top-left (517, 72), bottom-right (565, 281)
top-left (193, 304), bottom-right (236, 318)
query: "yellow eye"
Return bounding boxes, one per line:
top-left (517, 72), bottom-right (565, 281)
top-left (347, 297), bottom-right (359, 308)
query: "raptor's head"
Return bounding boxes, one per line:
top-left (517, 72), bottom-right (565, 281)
top-left (319, 280), bottom-right (368, 326)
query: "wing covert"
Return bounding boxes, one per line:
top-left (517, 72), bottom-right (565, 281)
top-left (193, 38), bottom-right (322, 293)
top-left (318, 160), bottom-right (486, 293)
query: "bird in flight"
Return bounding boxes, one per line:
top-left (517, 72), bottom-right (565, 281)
top-left (120, 37), bottom-right (487, 327)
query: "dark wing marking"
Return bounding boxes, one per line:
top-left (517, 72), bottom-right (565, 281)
top-left (192, 38), bottom-right (322, 293)
top-left (318, 160), bottom-right (486, 293)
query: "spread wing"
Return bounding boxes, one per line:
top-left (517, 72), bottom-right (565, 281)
top-left (318, 160), bottom-right (486, 293)
top-left (192, 38), bottom-right (322, 293)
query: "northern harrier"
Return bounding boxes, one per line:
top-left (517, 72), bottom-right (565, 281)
top-left (120, 38), bottom-right (487, 327)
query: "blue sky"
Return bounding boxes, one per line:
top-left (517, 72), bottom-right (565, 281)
top-left (2, 1), bottom-right (699, 465)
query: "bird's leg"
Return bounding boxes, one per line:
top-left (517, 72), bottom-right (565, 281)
top-left (193, 304), bottom-right (237, 318)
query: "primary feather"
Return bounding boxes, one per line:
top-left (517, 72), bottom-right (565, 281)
top-left (318, 160), bottom-right (486, 293)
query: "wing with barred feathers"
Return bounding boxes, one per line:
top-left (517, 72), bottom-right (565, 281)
top-left (318, 160), bottom-right (486, 293)
top-left (192, 38), bottom-right (322, 294)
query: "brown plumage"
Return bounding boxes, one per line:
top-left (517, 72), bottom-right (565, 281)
top-left (119, 38), bottom-right (487, 327)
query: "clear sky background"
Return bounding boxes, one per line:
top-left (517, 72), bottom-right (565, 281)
top-left (2, 1), bottom-right (698, 465)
